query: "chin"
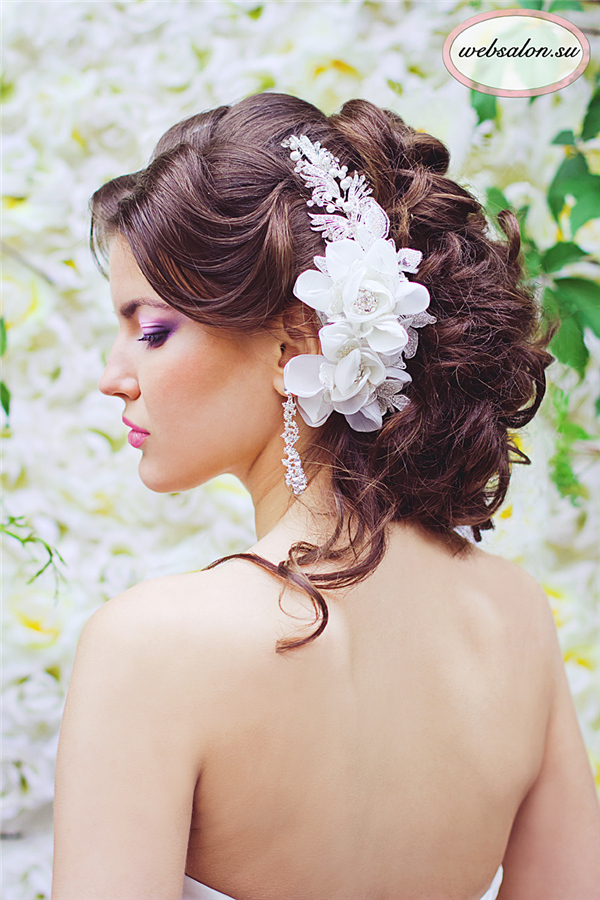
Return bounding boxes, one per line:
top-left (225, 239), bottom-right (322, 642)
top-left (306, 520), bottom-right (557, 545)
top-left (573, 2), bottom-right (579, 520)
top-left (138, 459), bottom-right (210, 494)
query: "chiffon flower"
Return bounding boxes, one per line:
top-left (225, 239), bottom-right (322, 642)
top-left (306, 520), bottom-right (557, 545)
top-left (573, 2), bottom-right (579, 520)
top-left (284, 236), bottom-right (430, 431)
top-left (292, 237), bottom-right (430, 328)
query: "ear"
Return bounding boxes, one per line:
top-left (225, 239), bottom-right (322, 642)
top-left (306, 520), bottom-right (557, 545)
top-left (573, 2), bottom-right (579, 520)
top-left (270, 310), bottom-right (321, 398)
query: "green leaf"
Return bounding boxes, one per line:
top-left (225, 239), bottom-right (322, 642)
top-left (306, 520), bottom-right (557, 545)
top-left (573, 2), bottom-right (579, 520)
top-left (547, 152), bottom-right (587, 219)
top-left (559, 421), bottom-right (591, 441)
top-left (553, 278), bottom-right (600, 337)
top-left (581, 88), bottom-right (600, 142)
top-left (571, 187), bottom-right (600, 235)
top-left (547, 152), bottom-right (600, 232)
top-left (485, 186), bottom-right (510, 218)
top-left (541, 242), bottom-right (588, 273)
top-left (0, 318), bottom-right (6, 356)
top-left (246, 5), bottom-right (263, 19)
top-left (549, 0), bottom-right (584, 11)
top-left (470, 89), bottom-right (497, 125)
top-left (387, 79), bottom-right (403, 96)
top-left (519, 0), bottom-right (543, 8)
top-left (546, 293), bottom-right (589, 376)
top-left (0, 381), bottom-right (10, 418)
top-left (551, 130), bottom-right (576, 146)
top-left (548, 385), bottom-right (590, 502)
top-left (549, 443), bottom-right (587, 501)
top-left (524, 245), bottom-right (542, 278)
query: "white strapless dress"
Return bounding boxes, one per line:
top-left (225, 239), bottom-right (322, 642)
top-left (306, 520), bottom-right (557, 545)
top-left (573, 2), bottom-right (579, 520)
top-left (182, 863), bottom-right (504, 900)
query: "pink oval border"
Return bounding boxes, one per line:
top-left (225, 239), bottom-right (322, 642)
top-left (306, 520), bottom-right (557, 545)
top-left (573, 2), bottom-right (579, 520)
top-left (442, 8), bottom-right (590, 98)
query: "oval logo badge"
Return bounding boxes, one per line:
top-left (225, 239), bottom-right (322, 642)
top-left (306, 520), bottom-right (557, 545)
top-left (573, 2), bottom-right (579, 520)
top-left (443, 9), bottom-right (590, 98)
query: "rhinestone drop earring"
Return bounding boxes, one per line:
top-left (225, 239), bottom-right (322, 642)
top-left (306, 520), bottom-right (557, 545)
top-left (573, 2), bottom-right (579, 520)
top-left (281, 391), bottom-right (308, 495)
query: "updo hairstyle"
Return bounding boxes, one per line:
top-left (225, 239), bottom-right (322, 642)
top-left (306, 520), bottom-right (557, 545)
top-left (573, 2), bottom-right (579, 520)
top-left (91, 92), bottom-right (555, 651)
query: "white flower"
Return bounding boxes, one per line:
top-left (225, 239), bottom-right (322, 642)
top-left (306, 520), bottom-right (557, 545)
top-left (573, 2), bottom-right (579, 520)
top-left (320, 315), bottom-right (409, 357)
top-left (285, 229), bottom-right (432, 431)
top-left (293, 237), bottom-right (430, 323)
top-left (284, 342), bottom-right (391, 431)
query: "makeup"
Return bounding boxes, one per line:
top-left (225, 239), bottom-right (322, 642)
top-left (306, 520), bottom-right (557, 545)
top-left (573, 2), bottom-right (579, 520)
top-left (138, 319), bottom-right (176, 349)
top-left (123, 416), bottom-right (149, 449)
top-left (127, 430), bottom-right (148, 449)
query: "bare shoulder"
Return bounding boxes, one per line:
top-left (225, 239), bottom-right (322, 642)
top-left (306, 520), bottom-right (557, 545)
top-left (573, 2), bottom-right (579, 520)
top-left (85, 560), bottom-right (282, 673)
top-left (458, 541), bottom-right (557, 641)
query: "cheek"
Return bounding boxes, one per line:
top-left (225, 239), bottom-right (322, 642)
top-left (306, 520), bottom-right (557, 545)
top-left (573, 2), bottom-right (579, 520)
top-left (145, 340), bottom-right (277, 435)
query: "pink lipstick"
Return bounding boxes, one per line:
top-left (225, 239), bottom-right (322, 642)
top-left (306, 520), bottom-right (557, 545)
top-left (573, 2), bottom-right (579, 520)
top-left (127, 430), bottom-right (148, 448)
top-left (123, 416), bottom-right (150, 449)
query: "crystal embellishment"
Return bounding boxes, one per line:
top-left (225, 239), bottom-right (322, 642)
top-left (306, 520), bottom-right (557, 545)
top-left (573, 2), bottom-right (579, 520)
top-left (281, 391), bottom-right (308, 495)
top-left (281, 133), bottom-right (437, 433)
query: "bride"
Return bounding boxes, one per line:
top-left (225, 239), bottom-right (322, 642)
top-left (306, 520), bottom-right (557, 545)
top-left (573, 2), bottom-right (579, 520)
top-left (51, 92), bottom-right (599, 899)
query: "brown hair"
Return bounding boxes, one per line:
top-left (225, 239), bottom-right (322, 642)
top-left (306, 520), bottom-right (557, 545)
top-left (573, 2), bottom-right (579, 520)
top-left (91, 92), bottom-right (556, 651)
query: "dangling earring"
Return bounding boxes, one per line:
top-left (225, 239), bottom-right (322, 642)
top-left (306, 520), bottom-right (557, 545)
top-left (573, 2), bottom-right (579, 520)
top-left (281, 391), bottom-right (307, 495)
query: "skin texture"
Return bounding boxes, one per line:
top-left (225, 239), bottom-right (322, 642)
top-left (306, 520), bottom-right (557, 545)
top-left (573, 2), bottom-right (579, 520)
top-left (98, 236), bottom-right (319, 532)
top-left (52, 237), bottom-right (600, 900)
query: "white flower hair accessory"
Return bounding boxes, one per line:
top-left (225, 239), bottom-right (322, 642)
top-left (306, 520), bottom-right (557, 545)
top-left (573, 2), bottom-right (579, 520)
top-left (281, 133), bottom-right (436, 433)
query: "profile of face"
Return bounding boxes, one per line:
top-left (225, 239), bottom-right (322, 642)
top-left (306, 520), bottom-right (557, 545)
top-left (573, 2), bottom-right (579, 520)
top-left (99, 236), bottom-right (289, 494)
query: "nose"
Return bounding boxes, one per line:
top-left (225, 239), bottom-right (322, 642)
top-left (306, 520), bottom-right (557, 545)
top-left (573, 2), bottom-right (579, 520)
top-left (98, 339), bottom-right (140, 400)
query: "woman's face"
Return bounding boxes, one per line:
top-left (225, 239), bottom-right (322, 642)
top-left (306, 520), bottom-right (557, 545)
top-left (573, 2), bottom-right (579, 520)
top-left (99, 235), bottom-right (285, 493)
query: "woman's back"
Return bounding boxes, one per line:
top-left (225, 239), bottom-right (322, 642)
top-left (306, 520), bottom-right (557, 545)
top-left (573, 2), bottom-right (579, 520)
top-left (52, 93), bottom-right (599, 900)
top-left (179, 524), bottom-right (551, 899)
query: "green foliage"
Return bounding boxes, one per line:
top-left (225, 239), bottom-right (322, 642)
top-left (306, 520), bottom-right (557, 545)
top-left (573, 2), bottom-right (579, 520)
top-left (581, 87), bottom-right (600, 142)
top-left (518, 0), bottom-right (583, 7)
top-left (246, 5), bottom-right (263, 19)
top-left (1, 514), bottom-right (66, 593)
top-left (548, 1), bottom-right (584, 11)
top-left (552, 278), bottom-right (600, 337)
top-left (483, 84), bottom-right (600, 498)
top-left (547, 152), bottom-right (600, 234)
top-left (485, 186), bottom-right (510, 219)
top-left (0, 317), bottom-right (6, 356)
top-left (551, 130), bottom-right (576, 146)
top-left (541, 242), bottom-right (588, 274)
top-left (543, 280), bottom-right (600, 378)
top-left (470, 89), bottom-right (497, 125)
top-left (0, 381), bottom-right (10, 418)
top-left (548, 386), bottom-right (592, 504)
top-left (545, 290), bottom-right (590, 377)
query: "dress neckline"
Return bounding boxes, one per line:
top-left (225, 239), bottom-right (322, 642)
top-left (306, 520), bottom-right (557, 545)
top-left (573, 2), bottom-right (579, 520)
top-left (182, 863), bottom-right (504, 900)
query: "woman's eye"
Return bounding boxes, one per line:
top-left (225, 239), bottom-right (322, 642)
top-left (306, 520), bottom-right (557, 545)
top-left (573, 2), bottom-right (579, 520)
top-left (138, 331), bottom-right (169, 348)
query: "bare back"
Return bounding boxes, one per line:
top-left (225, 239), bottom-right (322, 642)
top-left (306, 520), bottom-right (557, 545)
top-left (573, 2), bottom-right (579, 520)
top-left (180, 524), bottom-right (554, 900)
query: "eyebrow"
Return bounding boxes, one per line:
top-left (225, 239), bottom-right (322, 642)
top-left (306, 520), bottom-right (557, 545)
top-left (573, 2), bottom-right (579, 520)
top-left (117, 298), bottom-right (173, 319)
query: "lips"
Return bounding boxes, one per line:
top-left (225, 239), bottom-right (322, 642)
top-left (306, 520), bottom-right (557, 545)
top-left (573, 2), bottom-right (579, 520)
top-left (123, 416), bottom-right (149, 449)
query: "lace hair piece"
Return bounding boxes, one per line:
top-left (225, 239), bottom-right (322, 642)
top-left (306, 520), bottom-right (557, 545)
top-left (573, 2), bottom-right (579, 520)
top-left (281, 134), bottom-right (436, 433)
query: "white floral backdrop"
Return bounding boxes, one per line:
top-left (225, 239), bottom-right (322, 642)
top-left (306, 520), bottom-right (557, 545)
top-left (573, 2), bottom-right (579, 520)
top-left (2, 1), bottom-right (598, 897)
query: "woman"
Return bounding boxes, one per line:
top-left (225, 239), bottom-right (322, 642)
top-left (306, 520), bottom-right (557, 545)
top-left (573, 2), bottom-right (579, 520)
top-left (51, 93), bottom-right (599, 900)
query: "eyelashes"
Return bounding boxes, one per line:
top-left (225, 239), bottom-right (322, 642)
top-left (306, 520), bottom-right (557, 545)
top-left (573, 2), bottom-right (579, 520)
top-left (138, 330), bottom-right (170, 348)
